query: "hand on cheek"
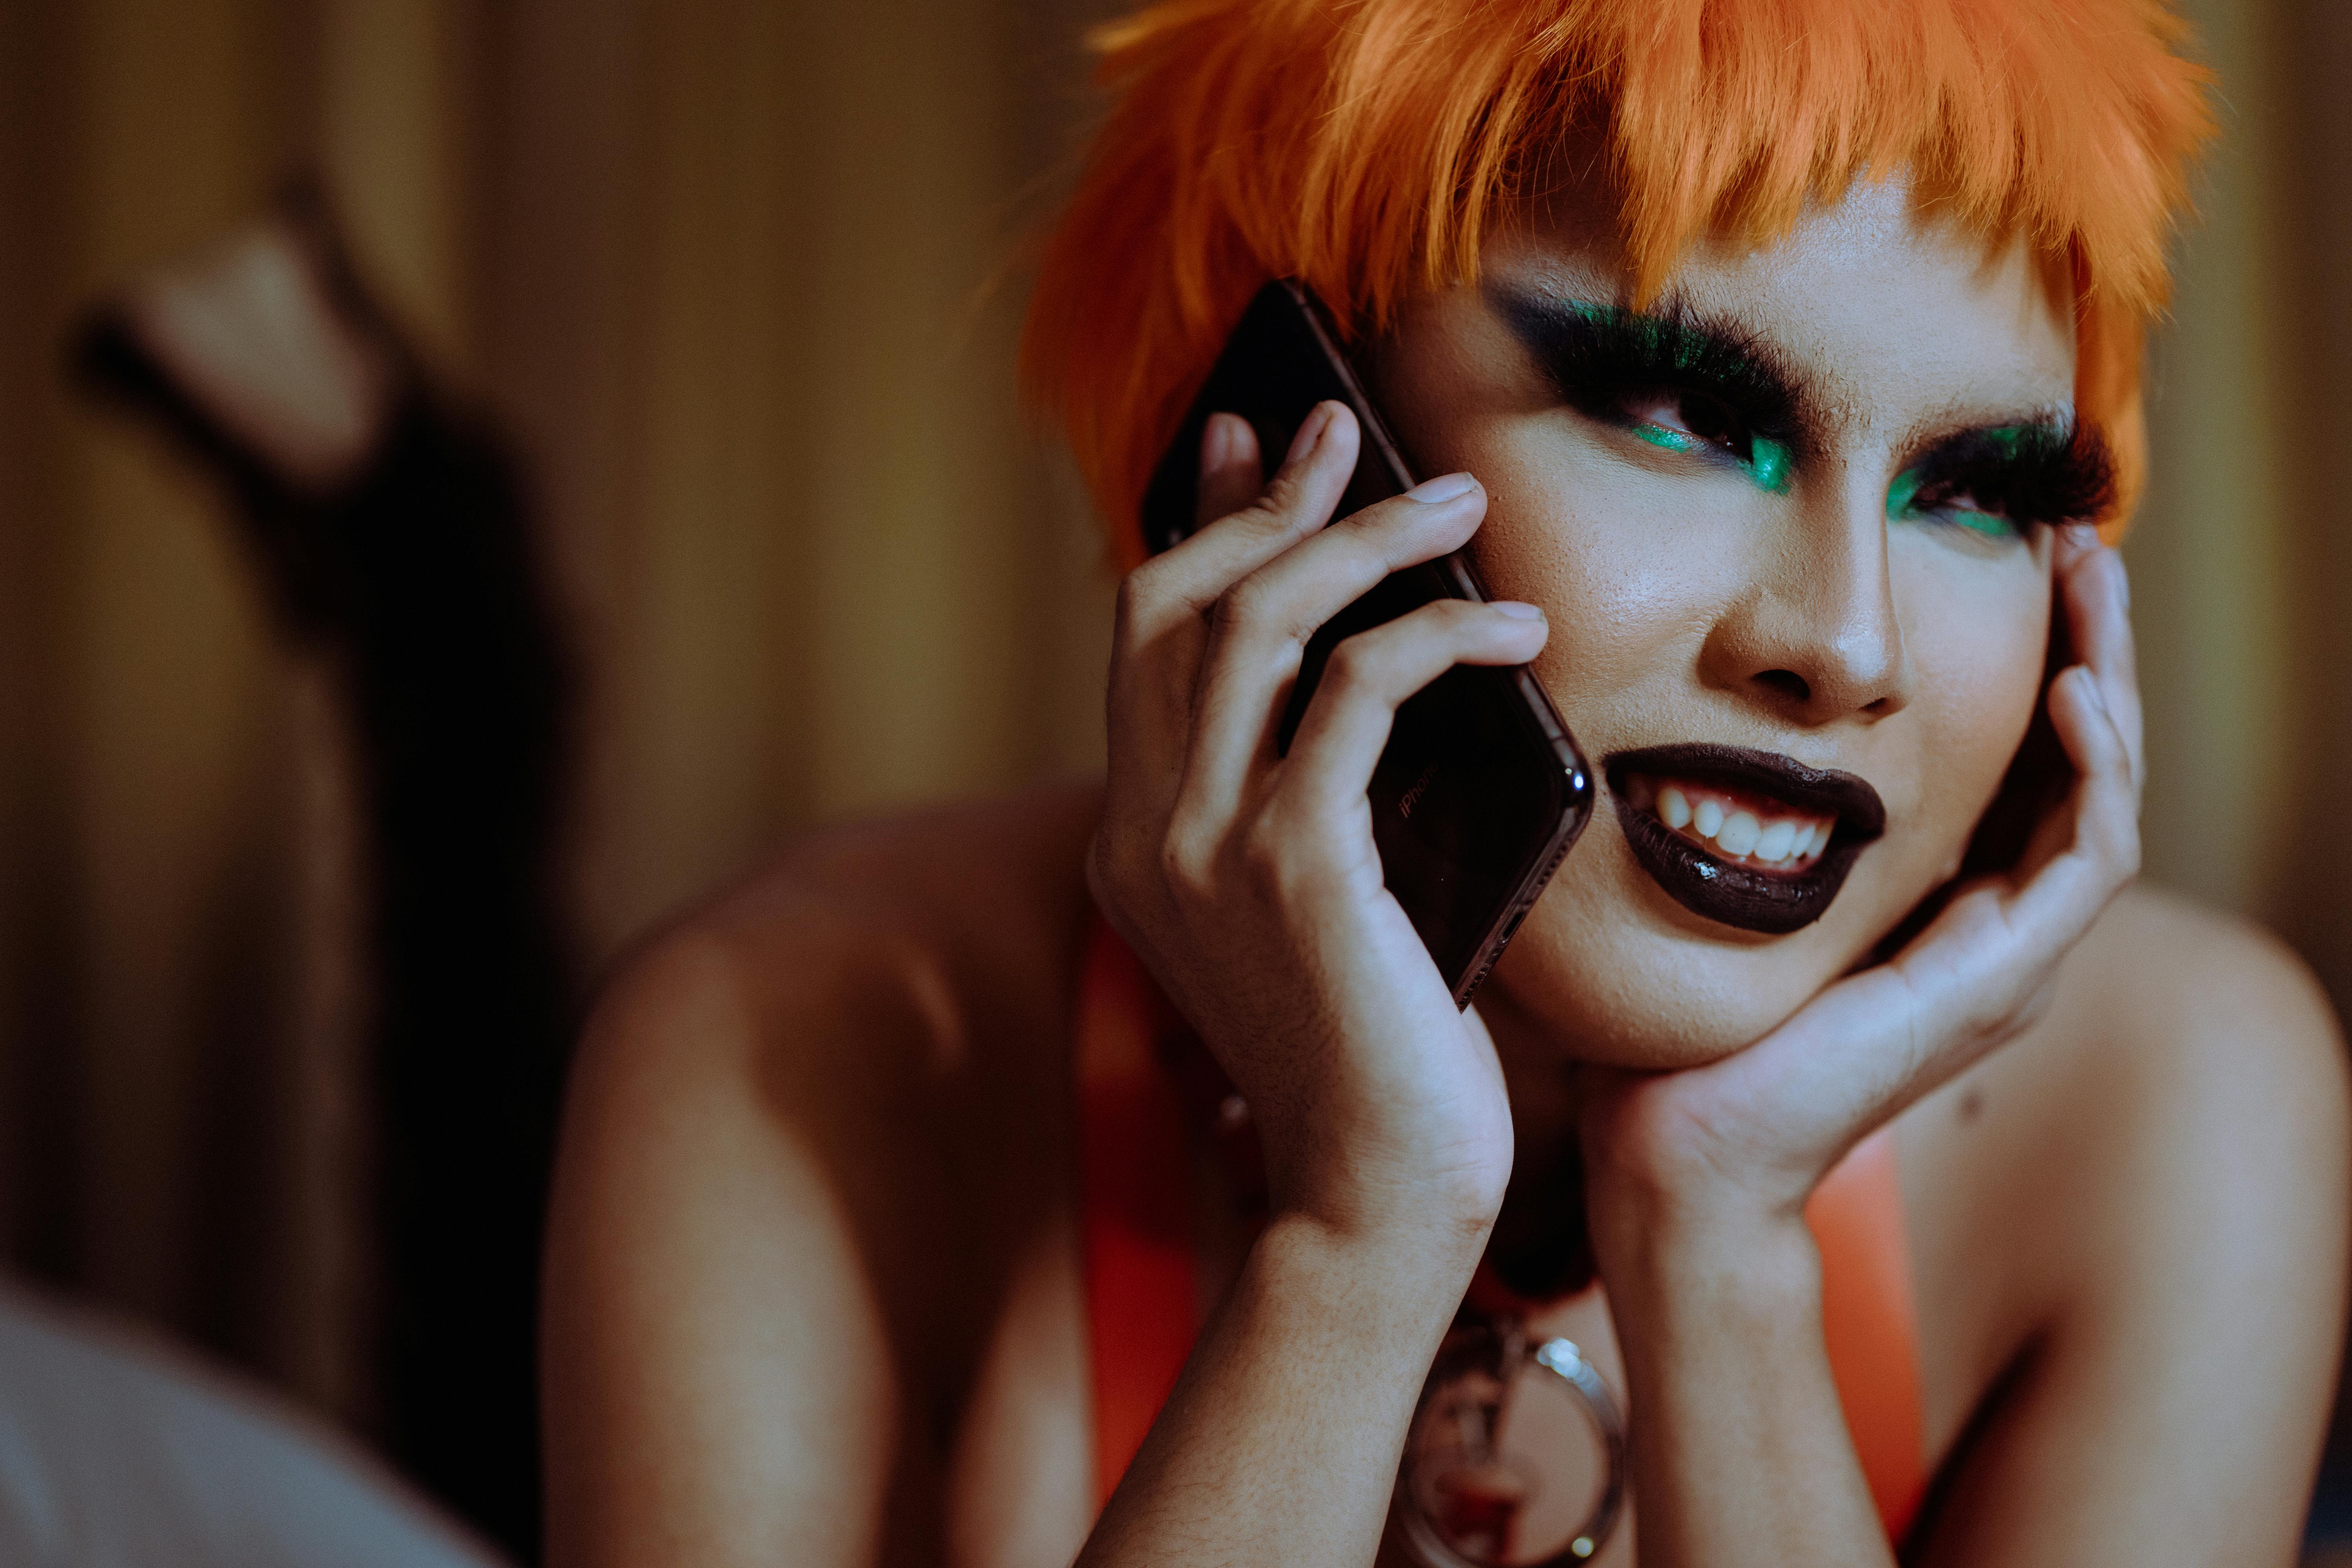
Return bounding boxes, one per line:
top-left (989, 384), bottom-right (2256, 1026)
top-left (1093, 401), bottom-right (1557, 1251)
top-left (1577, 523), bottom-right (2143, 1245)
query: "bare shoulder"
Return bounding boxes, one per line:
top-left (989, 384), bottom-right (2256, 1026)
top-left (581, 777), bottom-right (1101, 1067)
top-left (2057, 882), bottom-right (2347, 1125)
top-left (2063, 884), bottom-right (2348, 1299)
top-left (583, 771), bottom-right (1105, 1020)
top-left (570, 776), bottom-right (1104, 1207)
top-left (1907, 885), bottom-right (2349, 1465)
top-left (556, 775), bottom-right (1105, 1395)
top-left (1901, 885), bottom-right (2349, 1564)
top-left (544, 781), bottom-right (1103, 1568)
top-left (1966, 881), bottom-right (2352, 1270)
top-left (1926, 884), bottom-right (2347, 1191)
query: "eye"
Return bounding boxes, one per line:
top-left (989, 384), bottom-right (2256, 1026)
top-left (1886, 472), bottom-right (2023, 541)
top-left (1922, 495), bottom-right (2020, 540)
top-left (1617, 390), bottom-right (1793, 494)
top-left (1622, 390), bottom-right (1753, 461)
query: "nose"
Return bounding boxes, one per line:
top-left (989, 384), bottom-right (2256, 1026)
top-left (1697, 468), bottom-right (1914, 724)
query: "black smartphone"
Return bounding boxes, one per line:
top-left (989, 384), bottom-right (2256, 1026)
top-left (1141, 279), bottom-right (1595, 1005)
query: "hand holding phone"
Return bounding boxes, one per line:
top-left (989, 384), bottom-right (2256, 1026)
top-left (1091, 386), bottom-right (1537, 1247)
top-left (1140, 281), bottom-right (1593, 1004)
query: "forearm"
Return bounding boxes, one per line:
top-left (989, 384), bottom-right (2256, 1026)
top-left (1604, 1212), bottom-right (1892, 1568)
top-left (1078, 1211), bottom-right (1484, 1568)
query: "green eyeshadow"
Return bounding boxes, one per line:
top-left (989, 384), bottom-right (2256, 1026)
top-left (1886, 463), bottom-right (2015, 539)
top-left (1632, 422), bottom-right (1792, 494)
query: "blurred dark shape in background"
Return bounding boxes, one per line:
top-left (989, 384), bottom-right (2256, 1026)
top-left (73, 189), bottom-right (570, 1557)
top-left (0, 0), bottom-right (2345, 1563)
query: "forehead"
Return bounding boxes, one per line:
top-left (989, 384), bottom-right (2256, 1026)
top-left (1486, 177), bottom-right (2080, 437)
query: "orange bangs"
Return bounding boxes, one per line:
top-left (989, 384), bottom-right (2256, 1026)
top-left (1022, 0), bottom-right (2214, 566)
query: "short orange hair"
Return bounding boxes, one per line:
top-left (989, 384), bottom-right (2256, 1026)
top-left (1023, 0), bottom-right (2214, 566)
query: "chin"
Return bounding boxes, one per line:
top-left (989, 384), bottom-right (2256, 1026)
top-left (1483, 803), bottom-right (1942, 1071)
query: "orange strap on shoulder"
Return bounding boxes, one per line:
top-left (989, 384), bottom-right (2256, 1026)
top-left (1074, 920), bottom-right (1927, 1541)
top-left (1807, 1125), bottom-right (1928, 1541)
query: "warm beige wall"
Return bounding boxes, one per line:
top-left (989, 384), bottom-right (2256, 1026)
top-left (2273, 2), bottom-right (2352, 1038)
top-left (2132, 0), bottom-right (2294, 914)
top-left (315, 0), bottom-right (480, 374)
top-left (486, 0), bottom-right (1118, 955)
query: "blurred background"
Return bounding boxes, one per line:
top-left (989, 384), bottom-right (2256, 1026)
top-left (0, 0), bottom-right (2341, 1558)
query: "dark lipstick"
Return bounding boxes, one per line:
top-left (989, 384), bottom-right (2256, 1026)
top-left (1604, 744), bottom-right (1886, 935)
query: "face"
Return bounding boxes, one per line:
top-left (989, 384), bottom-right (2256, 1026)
top-left (1368, 178), bottom-right (2086, 1068)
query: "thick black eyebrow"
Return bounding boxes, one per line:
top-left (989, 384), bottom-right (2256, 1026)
top-left (1899, 418), bottom-right (2116, 527)
top-left (1486, 285), bottom-right (2112, 524)
top-left (1486, 285), bottom-right (1807, 445)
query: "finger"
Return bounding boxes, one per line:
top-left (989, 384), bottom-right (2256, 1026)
top-left (2040, 663), bottom-right (2140, 883)
top-left (2063, 535), bottom-right (2140, 783)
top-left (1119, 402), bottom-right (1360, 654)
top-left (1776, 667), bottom-right (2134, 1101)
top-left (2055, 527), bottom-right (2142, 795)
top-left (1722, 661), bottom-right (2141, 1158)
top-left (1949, 662), bottom-right (2137, 943)
top-left (1196, 413), bottom-right (1264, 534)
top-left (1883, 666), bottom-right (2136, 1060)
top-left (1745, 855), bottom-right (2092, 1147)
top-left (1106, 404), bottom-right (1359, 795)
top-left (1278, 599), bottom-right (1549, 823)
top-left (1181, 473), bottom-right (1492, 821)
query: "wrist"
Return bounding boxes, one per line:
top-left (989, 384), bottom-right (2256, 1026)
top-left (1253, 1205), bottom-right (1492, 1329)
top-left (1587, 1182), bottom-right (1820, 1312)
top-left (1577, 1107), bottom-right (1821, 1252)
top-left (1261, 1116), bottom-right (1511, 1255)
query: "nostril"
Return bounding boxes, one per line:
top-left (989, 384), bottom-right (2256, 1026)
top-left (1756, 669), bottom-right (1811, 704)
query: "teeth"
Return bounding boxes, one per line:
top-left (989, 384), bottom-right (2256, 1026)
top-left (1717, 811), bottom-right (1761, 857)
top-left (1632, 773), bottom-right (1835, 871)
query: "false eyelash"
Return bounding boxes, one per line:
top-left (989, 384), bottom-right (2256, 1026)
top-left (1906, 423), bottom-right (2117, 527)
top-left (1491, 290), bottom-right (1802, 444)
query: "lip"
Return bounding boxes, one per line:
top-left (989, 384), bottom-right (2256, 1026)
top-left (1603, 744), bottom-right (1887, 936)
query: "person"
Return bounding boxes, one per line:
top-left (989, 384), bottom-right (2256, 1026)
top-left (541, 2), bottom-right (2351, 1565)
top-left (75, 194), bottom-right (573, 1559)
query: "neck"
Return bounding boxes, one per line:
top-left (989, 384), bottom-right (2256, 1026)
top-left (1478, 974), bottom-right (1586, 1162)
top-left (1477, 977), bottom-right (1600, 1301)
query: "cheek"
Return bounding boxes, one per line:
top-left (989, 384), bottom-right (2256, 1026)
top-left (1891, 539), bottom-right (2051, 858)
top-left (1439, 416), bottom-right (1746, 693)
top-left (1372, 320), bottom-right (1724, 657)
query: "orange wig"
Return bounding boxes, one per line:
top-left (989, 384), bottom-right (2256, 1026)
top-left (1022, 0), bottom-right (2215, 565)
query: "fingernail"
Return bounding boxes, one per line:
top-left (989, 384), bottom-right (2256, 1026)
top-left (1284, 403), bottom-right (1333, 466)
top-left (1199, 414), bottom-right (1234, 475)
top-left (1490, 599), bottom-right (1545, 621)
top-left (2107, 549), bottom-right (2131, 612)
top-left (1406, 471), bottom-right (1478, 504)
top-left (2063, 522), bottom-right (2099, 551)
top-left (2074, 665), bottom-right (2109, 716)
